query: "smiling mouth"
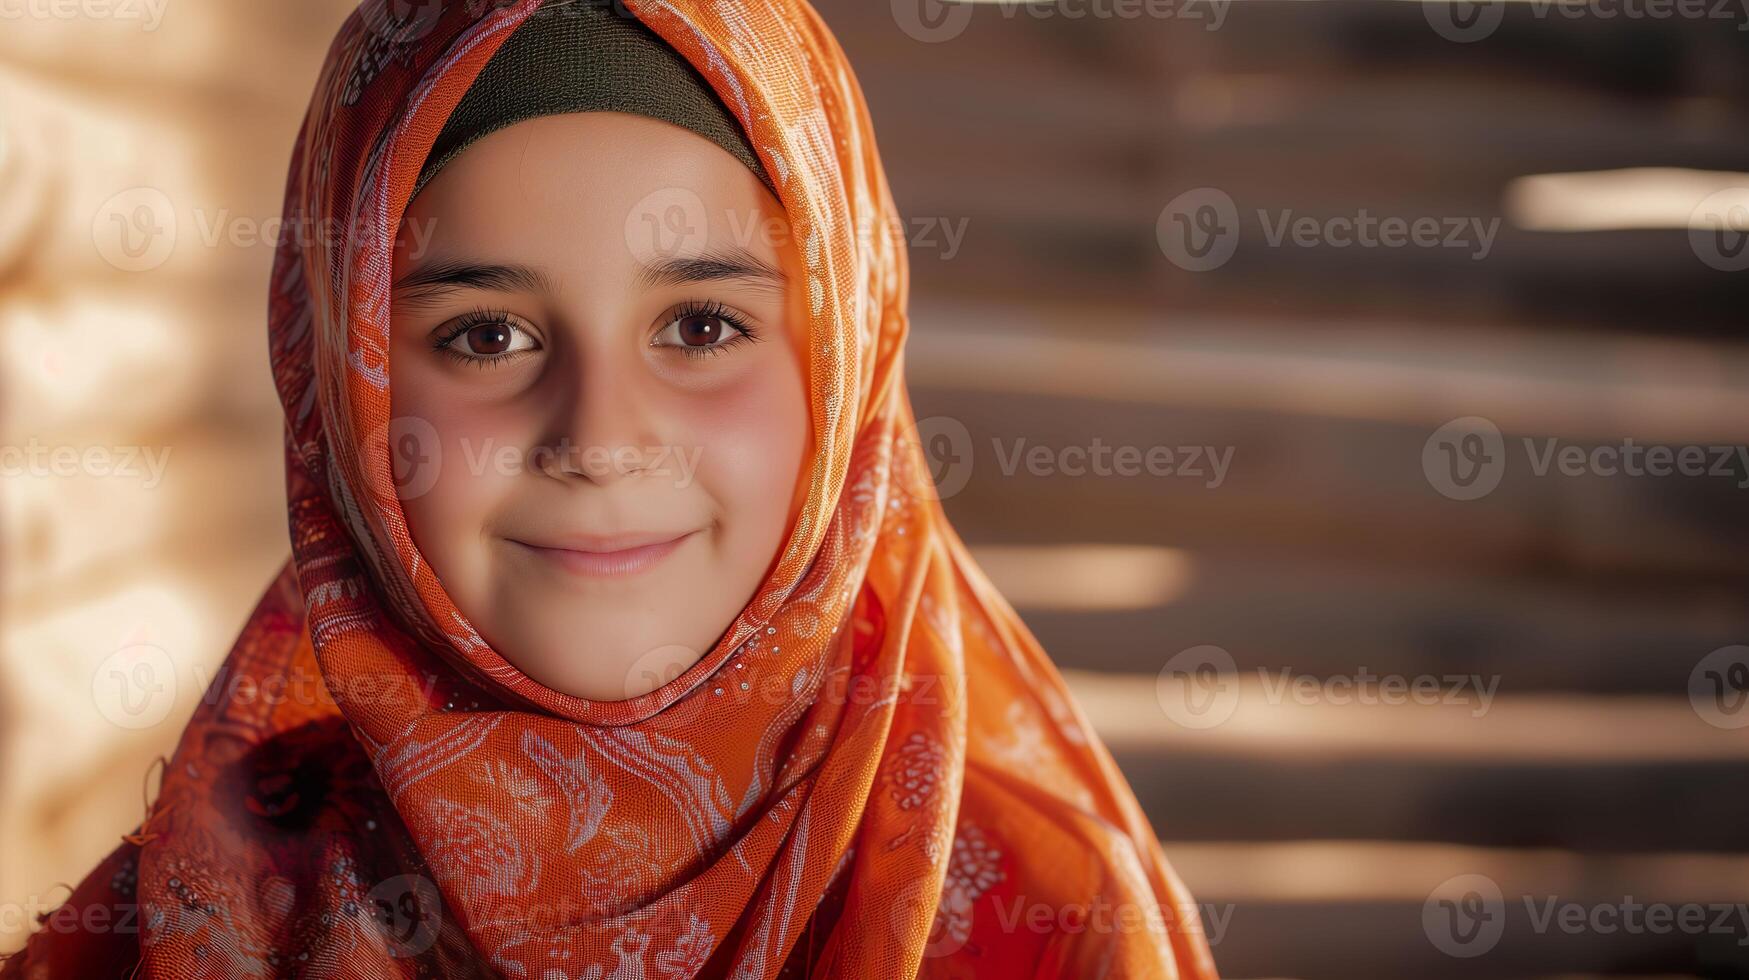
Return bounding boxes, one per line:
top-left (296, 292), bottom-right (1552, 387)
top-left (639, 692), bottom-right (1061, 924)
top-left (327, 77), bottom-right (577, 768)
top-left (508, 530), bottom-right (698, 578)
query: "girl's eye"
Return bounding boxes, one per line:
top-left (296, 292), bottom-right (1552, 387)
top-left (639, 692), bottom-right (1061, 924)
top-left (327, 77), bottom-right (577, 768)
top-left (434, 314), bottom-right (540, 365)
top-left (652, 300), bottom-right (761, 359)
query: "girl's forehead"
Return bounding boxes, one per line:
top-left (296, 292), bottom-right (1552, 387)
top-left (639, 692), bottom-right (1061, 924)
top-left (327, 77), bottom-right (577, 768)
top-left (397, 113), bottom-right (787, 266)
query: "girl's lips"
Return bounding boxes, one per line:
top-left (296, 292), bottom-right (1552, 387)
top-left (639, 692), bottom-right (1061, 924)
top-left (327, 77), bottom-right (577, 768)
top-left (511, 530), bottom-right (697, 578)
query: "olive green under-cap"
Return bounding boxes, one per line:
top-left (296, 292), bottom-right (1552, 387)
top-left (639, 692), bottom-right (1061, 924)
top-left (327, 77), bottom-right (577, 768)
top-left (411, 0), bottom-right (774, 202)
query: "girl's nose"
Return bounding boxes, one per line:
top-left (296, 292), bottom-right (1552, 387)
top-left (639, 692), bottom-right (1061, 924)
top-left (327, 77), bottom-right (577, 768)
top-left (534, 349), bottom-right (667, 485)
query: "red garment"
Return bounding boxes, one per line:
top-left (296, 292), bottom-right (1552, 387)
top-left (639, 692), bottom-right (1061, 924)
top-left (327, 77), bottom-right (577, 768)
top-left (3, 1), bottom-right (1219, 977)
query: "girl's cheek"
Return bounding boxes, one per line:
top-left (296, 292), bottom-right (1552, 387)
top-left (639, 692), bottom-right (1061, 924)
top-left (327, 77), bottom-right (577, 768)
top-left (392, 367), bottom-right (529, 557)
top-left (683, 366), bottom-right (810, 523)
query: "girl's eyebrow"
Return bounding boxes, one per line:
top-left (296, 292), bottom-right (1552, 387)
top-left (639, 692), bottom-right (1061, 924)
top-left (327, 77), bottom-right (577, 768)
top-left (392, 260), bottom-right (556, 298)
top-left (391, 246), bottom-right (786, 301)
top-left (634, 246), bottom-right (787, 295)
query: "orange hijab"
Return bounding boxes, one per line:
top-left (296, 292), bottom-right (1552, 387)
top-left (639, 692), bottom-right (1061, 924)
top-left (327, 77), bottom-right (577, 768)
top-left (4, 1), bottom-right (1218, 976)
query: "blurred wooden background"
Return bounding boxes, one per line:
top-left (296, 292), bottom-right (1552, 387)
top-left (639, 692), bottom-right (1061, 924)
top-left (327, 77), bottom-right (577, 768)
top-left (4, 1), bottom-right (1748, 977)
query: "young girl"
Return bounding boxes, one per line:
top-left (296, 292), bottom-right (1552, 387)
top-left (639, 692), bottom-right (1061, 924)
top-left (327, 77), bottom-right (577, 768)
top-left (3, 1), bottom-right (1218, 977)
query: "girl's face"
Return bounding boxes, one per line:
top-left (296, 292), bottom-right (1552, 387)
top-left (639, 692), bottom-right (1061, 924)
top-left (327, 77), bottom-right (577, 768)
top-left (389, 112), bottom-right (812, 701)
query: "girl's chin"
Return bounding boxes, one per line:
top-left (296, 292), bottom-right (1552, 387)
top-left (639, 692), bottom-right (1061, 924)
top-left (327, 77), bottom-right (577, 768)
top-left (487, 628), bottom-right (711, 699)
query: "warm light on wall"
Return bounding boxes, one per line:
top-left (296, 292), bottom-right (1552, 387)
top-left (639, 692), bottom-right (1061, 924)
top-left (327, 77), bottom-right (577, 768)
top-left (969, 544), bottom-right (1193, 611)
top-left (1506, 167), bottom-right (1749, 232)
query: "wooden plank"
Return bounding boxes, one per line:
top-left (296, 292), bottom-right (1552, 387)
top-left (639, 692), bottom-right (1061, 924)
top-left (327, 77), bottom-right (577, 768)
top-left (1114, 751), bottom-right (1749, 852)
